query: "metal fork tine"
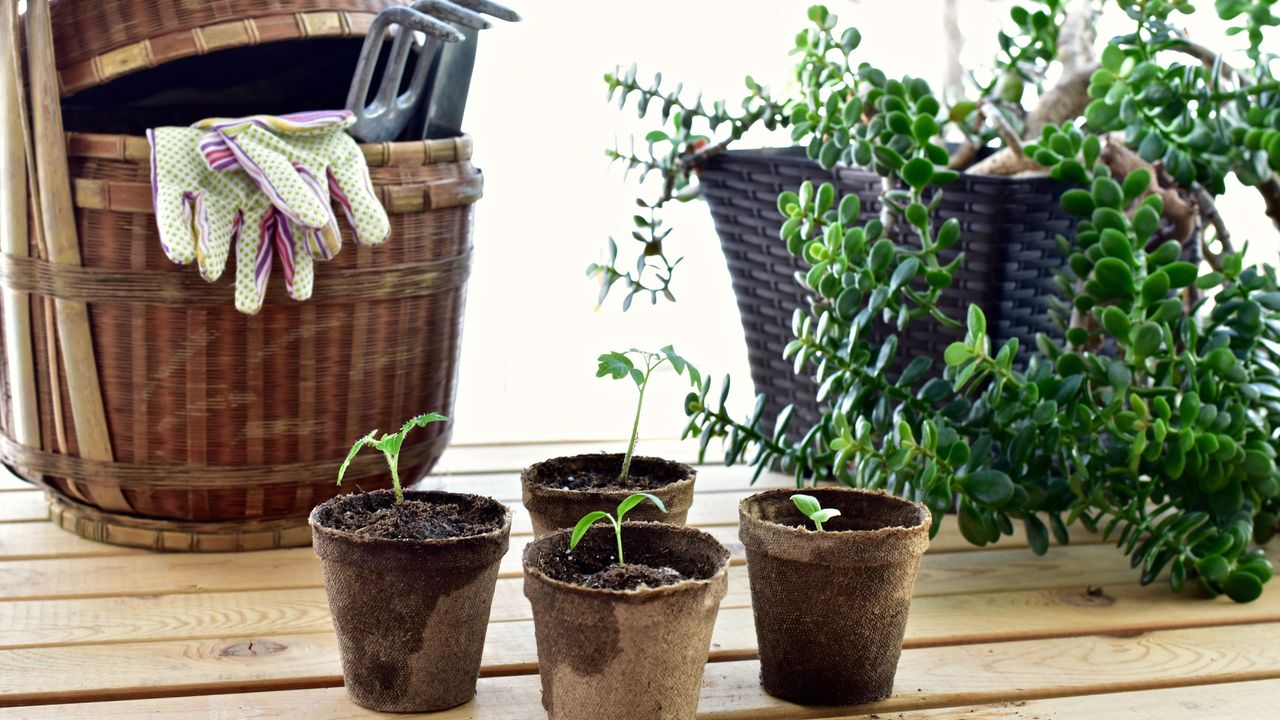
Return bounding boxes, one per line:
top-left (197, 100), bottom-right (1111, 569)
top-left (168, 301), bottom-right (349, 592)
top-left (346, 6), bottom-right (463, 142)
top-left (445, 0), bottom-right (521, 22)
top-left (397, 37), bottom-right (440, 111)
top-left (412, 0), bottom-right (491, 29)
top-left (374, 24), bottom-right (416, 109)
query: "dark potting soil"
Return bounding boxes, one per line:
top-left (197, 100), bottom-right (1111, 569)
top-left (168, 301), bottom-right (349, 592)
top-left (327, 498), bottom-right (503, 541)
top-left (528, 455), bottom-right (687, 492)
top-left (537, 538), bottom-right (712, 590)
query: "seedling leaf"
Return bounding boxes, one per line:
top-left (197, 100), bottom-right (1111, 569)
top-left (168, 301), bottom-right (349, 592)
top-left (337, 429), bottom-right (379, 486)
top-left (617, 492), bottom-right (667, 521)
top-left (570, 511), bottom-right (612, 550)
top-left (810, 508), bottom-right (842, 525)
top-left (791, 493), bottom-right (822, 516)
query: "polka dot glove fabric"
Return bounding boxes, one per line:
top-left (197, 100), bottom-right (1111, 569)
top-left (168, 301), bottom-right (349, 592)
top-left (148, 126), bottom-right (323, 315)
top-left (194, 110), bottom-right (391, 254)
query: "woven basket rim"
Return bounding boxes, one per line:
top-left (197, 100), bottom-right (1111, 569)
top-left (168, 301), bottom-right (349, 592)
top-left (709, 145), bottom-right (1062, 187)
top-left (65, 131), bottom-right (474, 166)
top-left (56, 8), bottom-right (383, 97)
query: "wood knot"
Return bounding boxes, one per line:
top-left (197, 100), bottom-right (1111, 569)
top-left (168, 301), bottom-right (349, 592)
top-left (1059, 585), bottom-right (1116, 608)
top-left (219, 640), bottom-right (287, 657)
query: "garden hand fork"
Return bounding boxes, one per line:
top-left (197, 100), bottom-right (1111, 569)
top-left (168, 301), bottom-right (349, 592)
top-left (346, 3), bottom-right (490, 142)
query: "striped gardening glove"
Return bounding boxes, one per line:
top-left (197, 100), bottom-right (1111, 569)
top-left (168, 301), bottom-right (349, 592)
top-left (148, 126), bottom-right (321, 314)
top-left (194, 110), bottom-right (391, 255)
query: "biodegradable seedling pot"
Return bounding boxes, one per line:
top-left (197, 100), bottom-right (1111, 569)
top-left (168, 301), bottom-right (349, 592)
top-left (310, 489), bottom-right (512, 712)
top-left (740, 487), bottom-right (931, 705)
top-left (521, 453), bottom-right (696, 536)
top-left (523, 521), bottom-right (729, 720)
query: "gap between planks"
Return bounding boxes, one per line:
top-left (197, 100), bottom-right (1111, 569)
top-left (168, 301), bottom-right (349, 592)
top-left (2, 621), bottom-right (1279, 712)
top-left (5, 565), bottom-right (1279, 652)
top-left (0, 522), bottom-right (1114, 602)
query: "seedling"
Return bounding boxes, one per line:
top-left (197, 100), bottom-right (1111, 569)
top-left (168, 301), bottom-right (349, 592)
top-left (338, 413), bottom-right (448, 504)
top-left (570, 492), bottom-right (667, 566)
top-left (597, 345), bottom-right (700, 483)
top-left (792, 494), bottom-right (841, 531)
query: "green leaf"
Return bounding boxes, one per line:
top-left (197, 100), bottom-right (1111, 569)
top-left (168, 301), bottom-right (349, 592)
top-left (1141, 271), bottom-right (1171, 304)
top-left (1025, 514), bottom-right (1050, 555)
top-left (597, 352), bottom-right (634, 379)
top-left (1164, 262), bottom-right (1198, 288)
top-left (902, 157), bottom-right (934, 190)
top-left (968, 305), bottom-right (987, 338)
top-left (1061, 189), bottom-right (1095, 217)
top-left (1224, 571), bottom-right (1264, 603)
top-left (944, 342), bottom-right (972, 367)
top-left (570, 511), bottom-right (612, 550)
top-left (1101, 44), bottom-right (1124, 73)
top-left (936, 218), bottom-right (961, 248)
top-left (962, 469), bottom-right (1015, 506)
top-left (1094, 257), bottom-right (1135, 294)
top-left (1101, 306), bottom-right (1131, 338)
top-left (617, 492), bottom-right (666, 521)
top-left (1122, 168), bottom-right (1151, 202)
top-left (1196, 554), bottom-right (1231, 582)
top-left (1131, 321), bottom-right (1163, 358)
top-left (1092, 177), bottom-right (1124, 209)
top-left (337, 429), bottom-right (379, 486)
top-left (838, 194), bottom-right (861, 224)
top-left (791, 493), bottom-right (822, 517)
top-left (810, 508), bottom-right (842, 526)
top-left (400, 412), bottom-right (447, 438)
top-left (912, 114), bottom-right (939, 143)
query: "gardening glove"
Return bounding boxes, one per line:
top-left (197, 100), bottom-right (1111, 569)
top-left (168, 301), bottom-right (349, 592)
top-left (148, 126), bottom-right (319, 314)
top-left (194, 110), bottom-right (391, 252)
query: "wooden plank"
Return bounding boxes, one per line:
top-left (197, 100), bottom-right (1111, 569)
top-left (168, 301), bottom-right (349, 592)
top-left (3, 621), bottom-right (1279, 711)
top-left (0, 492), bottom-right (46, 523)
top-left (0, 488), bottom-right (1101, 562)
top-left (0, 528), bottom-right (1128, 601)
top-left (846, 678), bottom-right (1280, 718)
top-left (7, 563), bottom-right (1278, 653)
top-left (8, 679), bottom-right (1276, 720)
top-left (0, 523), bottom-right (147, 561)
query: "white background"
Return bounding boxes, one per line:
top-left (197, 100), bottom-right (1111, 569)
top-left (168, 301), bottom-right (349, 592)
top-left (450, 0), bottom-right (1278, 444)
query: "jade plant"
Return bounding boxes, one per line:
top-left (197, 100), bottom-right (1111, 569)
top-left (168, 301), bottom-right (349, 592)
top-left (642, 6), bottom-right (1280, 601)
top-left (791, 493), bottom-right (841, 531)
top-left (338, 413), bottom-right (448, 504)
top-left (594, 0), bottom-right (1280, 305)
top-left (597, 346), bottom-right (701, 482)
top-left (570, 492), bottom-right (667, 565)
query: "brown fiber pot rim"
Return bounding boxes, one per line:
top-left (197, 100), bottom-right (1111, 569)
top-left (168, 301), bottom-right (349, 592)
top-left (740, 487), bottom-right (931, 561)
top-left (521, 454), bottom-right (696, 507)
top-left (309, 489), bottom-right (513, 555)
top-left (523, 521), bottom-right (729, 603)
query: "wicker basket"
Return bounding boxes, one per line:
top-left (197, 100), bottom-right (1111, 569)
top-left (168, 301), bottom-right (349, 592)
top-left (698, 147), bottom-right (1076, 433)
top-left (1, 132), bottom-right (480, 537)
top-left (0, 0), bottom-right (481, 550)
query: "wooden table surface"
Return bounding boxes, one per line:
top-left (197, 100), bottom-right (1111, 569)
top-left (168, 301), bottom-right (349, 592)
top-left (1, 438), bottom-right (1278, 718)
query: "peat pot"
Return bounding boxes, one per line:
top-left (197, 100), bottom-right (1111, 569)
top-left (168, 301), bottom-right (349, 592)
top-left (739, 487), bottom-right (931, 705)
top-left (521, 453), bottom-right (696, 536)
top-left (523, 522), bottom-right (730, 720)
top-left (310, 490), bottom-right (511, 712)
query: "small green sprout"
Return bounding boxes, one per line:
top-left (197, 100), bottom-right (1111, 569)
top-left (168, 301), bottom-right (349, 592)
top-left (597, 345), bottom-right (700, 484)
top-left (569, 492), bottom-right (667, 566)
top-left (338, 413), bottom-right (448, 504)
top-left (792, 494), bottom-right (841, 531)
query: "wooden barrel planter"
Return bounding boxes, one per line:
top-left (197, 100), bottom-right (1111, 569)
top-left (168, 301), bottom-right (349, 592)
top-left (0, 0), bottom-right (481, 550)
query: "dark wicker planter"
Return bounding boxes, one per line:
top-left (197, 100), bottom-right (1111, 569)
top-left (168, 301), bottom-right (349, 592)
top-left (699, 147), bottom-right (1076, 433)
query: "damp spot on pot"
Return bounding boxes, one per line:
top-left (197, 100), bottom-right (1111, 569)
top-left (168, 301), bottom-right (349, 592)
top-left (219, 640), bottom-right (286, 657)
